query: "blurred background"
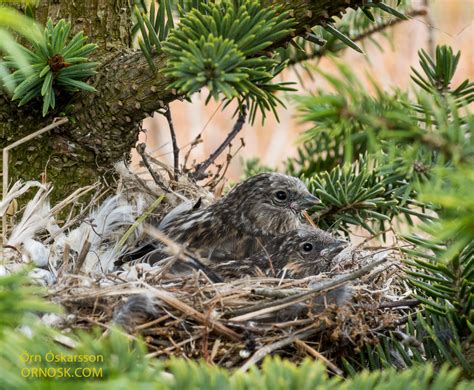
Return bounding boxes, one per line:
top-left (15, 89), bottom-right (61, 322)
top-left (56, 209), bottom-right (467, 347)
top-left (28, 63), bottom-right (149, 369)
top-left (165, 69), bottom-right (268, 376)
top-left (135, 0), bottom-right (473, 181)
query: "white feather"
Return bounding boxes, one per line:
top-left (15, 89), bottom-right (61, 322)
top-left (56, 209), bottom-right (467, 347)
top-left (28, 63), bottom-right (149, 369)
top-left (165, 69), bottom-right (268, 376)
top-left (23, 238), bottom-right (50, 267)
top-left (28, 268), bottom-right (55, 286)
top-left (65, 195), bottom-right (136, 273)
top-left (7, 185), bottom-right (52, 247)
top-left (0, 180), bottom-right (45, 216)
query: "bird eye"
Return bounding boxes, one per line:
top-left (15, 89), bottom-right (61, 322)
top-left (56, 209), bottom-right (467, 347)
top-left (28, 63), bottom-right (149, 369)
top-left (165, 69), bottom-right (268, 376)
top-left (302, 243), bottom-right (313, 252)
top-left (275, 191), bottom-right (287, 201)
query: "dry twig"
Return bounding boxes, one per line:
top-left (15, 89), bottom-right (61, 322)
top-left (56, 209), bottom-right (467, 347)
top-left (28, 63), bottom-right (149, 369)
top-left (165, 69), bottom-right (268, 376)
top-left (161, 105), bottom-right (179, 180)
top-left (136, 143), bottom-right (170, 192)
top-left (193, 105), bottom-right (247, 180)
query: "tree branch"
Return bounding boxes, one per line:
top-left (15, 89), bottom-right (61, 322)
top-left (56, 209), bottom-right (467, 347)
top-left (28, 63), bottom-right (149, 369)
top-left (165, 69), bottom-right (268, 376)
top-left (67, 0), bottom-right (373, 154)
top-left (1, 0), bottom-right (393, 198)
top-left (289, 8), bottom-right (428, 65)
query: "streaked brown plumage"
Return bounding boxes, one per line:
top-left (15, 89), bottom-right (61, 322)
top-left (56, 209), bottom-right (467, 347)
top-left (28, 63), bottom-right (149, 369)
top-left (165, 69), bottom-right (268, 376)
top-left (117, 172), bottom-right (319, 266)
top-left (208, 226), bottom-right (348, 280)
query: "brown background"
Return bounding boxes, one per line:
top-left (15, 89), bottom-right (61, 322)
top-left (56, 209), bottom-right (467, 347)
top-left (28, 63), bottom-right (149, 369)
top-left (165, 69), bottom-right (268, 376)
top-left (135, 0), bottom-right (473, 181)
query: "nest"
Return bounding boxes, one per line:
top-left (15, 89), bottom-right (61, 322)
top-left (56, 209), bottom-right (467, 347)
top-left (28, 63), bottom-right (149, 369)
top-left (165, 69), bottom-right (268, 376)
top-left (0, 161), bottom-right (415, 372)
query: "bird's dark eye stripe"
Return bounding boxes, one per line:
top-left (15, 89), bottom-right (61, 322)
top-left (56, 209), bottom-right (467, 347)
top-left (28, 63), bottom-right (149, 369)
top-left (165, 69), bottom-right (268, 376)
top-left (275, 191), bottom-right (287, 200)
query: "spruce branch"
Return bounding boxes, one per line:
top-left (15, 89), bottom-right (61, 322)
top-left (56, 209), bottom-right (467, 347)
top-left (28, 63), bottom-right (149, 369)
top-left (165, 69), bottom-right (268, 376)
top-left (289, 8), bottom-right (427, 65)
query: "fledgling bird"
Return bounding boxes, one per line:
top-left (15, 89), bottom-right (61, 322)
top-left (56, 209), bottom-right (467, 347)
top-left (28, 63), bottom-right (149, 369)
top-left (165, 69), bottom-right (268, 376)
top-left (208, 226), bottom-right (348, 280)
top-left (117, 172), bottom-right (319, 266)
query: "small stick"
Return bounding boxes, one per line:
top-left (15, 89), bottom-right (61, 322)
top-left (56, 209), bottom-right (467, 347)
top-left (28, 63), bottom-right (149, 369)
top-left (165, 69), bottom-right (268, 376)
top-left (193, 105), bottom-right (247, 180)
top-left (378, 299), bottom-right (420, 309)
top-left (251, 287), bottom-right (301, 299)
top-left (183, 134), bottom-right (202, 172)
top-left (74, 239), bottom-right (91, 273)
top-left (182, 102), bottom-right (223, 171)
top-left (240, 327), bottom-right (321, 372)
top-left (146, 334), bottom-right (203, 358)
top-left (206, 137), bottom-right (245, 190)
top-left (136, 143), bottom-right (170, 192)
top-left (294, 339), bottom-right (343, 376)
top-left (142, 282), bottom-right (242, 342)
top-left (303, 211), bottom-right (317, 227)
top-left (228, 258), bottom-right (388, 321)
top-left (161, 105), bottom-right (179, 180)
top-left (135, 314), bottom-right (171, 330)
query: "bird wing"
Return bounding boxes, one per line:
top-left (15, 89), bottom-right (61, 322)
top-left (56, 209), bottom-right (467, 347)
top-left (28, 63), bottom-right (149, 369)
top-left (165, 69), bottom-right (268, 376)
top-left (158, 199), bottom-right (200, 230)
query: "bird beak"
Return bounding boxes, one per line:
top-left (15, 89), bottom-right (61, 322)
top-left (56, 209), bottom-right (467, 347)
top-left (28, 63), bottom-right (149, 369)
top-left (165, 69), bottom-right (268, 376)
top-left (297, 193), bottom-right (320, 210)
top-left (320, 240), bottom-right (348, 257)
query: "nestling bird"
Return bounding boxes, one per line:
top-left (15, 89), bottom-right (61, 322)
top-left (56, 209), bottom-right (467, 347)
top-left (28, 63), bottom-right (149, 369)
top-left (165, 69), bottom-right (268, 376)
top-left (117, 172), bottom-right (319, 266)
top-left (208, 226), bottom-right (348, 279)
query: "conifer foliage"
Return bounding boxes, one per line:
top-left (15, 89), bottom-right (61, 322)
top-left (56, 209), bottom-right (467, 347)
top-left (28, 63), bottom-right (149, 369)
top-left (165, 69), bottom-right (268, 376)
top-left (1, 0), bottom-right (472, 385)
top-left (247, 44), bottom-right (473, 373)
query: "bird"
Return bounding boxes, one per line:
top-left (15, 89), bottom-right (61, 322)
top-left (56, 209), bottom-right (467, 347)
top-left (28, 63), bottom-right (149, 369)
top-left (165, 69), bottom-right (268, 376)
top-left (208, 225), bottom-right (348, 280)
top-left (116, 172), bottom-right (319, 266)
top-left (112, 227), bottom-right (350, 329)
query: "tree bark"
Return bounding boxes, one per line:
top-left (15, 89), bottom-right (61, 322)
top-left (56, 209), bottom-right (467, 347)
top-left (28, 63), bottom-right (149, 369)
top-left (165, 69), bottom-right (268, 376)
top-left (0, 0), bottom-right (367, 201)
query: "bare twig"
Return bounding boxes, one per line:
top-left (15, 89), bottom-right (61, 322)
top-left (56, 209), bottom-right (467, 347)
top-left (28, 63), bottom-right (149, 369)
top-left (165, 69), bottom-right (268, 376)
top-left (136, 143), bottom-right (170, 192)
top-left (138, 152), bottom-right (175, 179)
top-left (142, 282), bottom-right (242, 342)
top-left (161, 105), bottom-right (179, 180)
top-left (205, 137), bottom-right (245, 190)
top-left (422, 0), bottom-right (435, 57)
top-left (193, 105), bottom-right (247, 180)
top-left (294, 339), bottom-right (343, 376)
top-left (182, 102), bottom-right (223, 172)
top-left (240, 327), bottom-right (322, 371)
top-left (56, 243), bottom-right (71, 279)
top-left (146, 334), bottom-right (203, 358)
top-left (378, 299), bottom-right (420, 309)
top-left (183, 134), bottom-right (203, 172)
top-left (303, 211), bottom-right (317, 227)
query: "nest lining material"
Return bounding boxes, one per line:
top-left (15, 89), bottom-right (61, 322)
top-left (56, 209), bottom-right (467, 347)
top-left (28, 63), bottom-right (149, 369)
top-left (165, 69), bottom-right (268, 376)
top-left (0, 162), bottom-right (412, 371)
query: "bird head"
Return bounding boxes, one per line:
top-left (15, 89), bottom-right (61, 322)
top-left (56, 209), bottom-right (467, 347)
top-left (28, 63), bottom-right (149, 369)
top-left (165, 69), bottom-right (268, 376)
top-left (221, 172), bottom-right (319, 235)
top-left (270, 226), bottom-right (348, 277)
